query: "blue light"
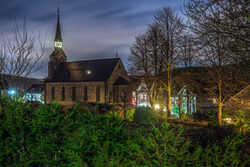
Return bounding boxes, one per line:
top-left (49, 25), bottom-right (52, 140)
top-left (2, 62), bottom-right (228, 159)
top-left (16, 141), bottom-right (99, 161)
top-left (8, 89), bottom-right (16, 96)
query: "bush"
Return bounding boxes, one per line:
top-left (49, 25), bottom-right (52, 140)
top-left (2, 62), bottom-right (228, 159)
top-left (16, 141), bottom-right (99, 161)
top-left (233, 110), bottom-right (250, 133)
top-left (0, 97), bottom-right (248, 166)
top-left (203, 109), bottom-right (218, 124)
top-left (125, 108), bottom-right (135, 121)
top-left (133, 106), bottom-right (157, 125)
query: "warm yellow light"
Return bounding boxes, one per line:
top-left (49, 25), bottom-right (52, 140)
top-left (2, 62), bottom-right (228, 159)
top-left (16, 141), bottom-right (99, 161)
top-left (154, 104), bottom-right (160, 110)
top-left (87, 70), bottom-right (91, 74)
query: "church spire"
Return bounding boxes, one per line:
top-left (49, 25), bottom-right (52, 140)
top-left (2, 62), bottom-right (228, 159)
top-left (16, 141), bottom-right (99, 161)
top-left (55, 7), bottom-right (62, 41)
top-left (54, 7), bottom-right (62, 48)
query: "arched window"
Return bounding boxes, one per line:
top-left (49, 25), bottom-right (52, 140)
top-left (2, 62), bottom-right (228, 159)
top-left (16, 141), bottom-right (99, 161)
top-left (72, 86), bottom-right (76, 101)
top-left (96, 86), bottom-right (100, 102)
top-left (84, 86), bottom-right (88, 101)
top-left (51, 86), bottom-right (55, 100)
top-left (62, 86), bottom-right (65, 100)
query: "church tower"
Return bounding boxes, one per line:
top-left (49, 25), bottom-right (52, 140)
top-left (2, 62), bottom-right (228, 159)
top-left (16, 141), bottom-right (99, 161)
top-left (48, 8), bottom-right (67, 79)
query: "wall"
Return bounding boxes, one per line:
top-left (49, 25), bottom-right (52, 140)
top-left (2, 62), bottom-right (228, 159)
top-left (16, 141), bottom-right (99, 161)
top-left (45, 81), bottom-right (105, 105)
top-left (107, 59), bottom-right (130, 103)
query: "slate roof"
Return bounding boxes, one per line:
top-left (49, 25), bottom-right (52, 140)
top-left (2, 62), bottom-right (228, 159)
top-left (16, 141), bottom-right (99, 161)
top-left (49, 58), bottom-right (120, 82)
top-left (49, 49), bottom-right (66, 58)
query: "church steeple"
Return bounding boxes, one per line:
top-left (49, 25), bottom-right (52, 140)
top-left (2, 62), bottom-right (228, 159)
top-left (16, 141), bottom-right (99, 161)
top-left (48, 7), bottom-right (67, 80)
top-left (54, 7), bottom-right (62, 48)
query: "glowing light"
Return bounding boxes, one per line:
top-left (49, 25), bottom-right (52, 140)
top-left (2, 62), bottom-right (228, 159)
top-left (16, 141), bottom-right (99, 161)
top-left (87, 70), bottom-right (91, 74)
top-left (8, 89), bottom-right (16, 96)
top-left (224, 118), bottom-right (232, 123)
top-left (55, 41), bottom-right (62, 48)
top-left (154, 104), bottom-right (160, 110)
top-left (163, 108), bottom-right (166, 112)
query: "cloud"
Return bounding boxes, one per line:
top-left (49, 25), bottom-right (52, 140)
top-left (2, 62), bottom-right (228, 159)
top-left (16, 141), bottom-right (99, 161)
top-left (0, 0), bottom-right (185, 78)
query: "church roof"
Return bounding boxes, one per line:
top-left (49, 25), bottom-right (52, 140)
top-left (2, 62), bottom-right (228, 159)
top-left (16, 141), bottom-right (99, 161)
top-left (48, 58), bottom-right (120, 82)
top-left (55, 9), bottom-right (62, 41)
top-left (49, 48), bottom-right (66, 58)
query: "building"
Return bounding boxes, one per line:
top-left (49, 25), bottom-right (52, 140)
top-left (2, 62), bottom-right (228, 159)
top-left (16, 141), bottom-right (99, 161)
top-left (0, 74), bottom-right (43, 98)
top-left (25, 83), bottom-right (44, 103)
top-left (45, 10), bottom-right (130, 107)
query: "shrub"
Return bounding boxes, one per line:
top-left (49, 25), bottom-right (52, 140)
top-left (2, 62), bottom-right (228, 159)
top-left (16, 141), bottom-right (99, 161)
top-left (203, 109), bottom-right (218, 124)
top-left (125, 108), bottom-right (135, 121)
top-left (133, 106), bottom-right (157, 125)
top-left (233, 110), bottom-right (250, 133)
top-left (0, 97), bottom-right (248, 166)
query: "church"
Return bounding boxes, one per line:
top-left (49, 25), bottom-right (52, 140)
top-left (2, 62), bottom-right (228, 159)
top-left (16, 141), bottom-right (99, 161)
top-left (45, 10), bottom-right (130, 106)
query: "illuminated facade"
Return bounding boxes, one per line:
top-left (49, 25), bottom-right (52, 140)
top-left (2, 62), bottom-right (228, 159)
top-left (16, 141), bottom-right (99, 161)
top-left (45, 9), bottom-right (130, 107)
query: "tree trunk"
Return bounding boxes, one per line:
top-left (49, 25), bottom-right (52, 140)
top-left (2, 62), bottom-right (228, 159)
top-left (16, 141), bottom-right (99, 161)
top-left (167, 85), bottom-right (172, 117)
top-left (218, 86), bottom-right (222, 126)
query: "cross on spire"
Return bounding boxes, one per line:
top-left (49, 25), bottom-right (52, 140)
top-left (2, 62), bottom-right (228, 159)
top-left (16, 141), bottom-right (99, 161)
top-left (55, 7), bottom-right (62, 42)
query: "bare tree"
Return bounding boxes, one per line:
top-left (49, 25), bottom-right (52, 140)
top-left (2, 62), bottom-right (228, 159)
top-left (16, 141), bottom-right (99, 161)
top-left (128, 25), bottom-right (162, 108)
top-left (0, 20), bottom-right (46, 94)
top-left (184, 0), bottom-right (249, 126)
top-left (154, 7), bottom-right (184, 117)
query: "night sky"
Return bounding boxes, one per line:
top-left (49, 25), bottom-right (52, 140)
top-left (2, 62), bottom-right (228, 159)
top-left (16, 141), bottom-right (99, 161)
top-left (0, 0), bottom-right (185, 78)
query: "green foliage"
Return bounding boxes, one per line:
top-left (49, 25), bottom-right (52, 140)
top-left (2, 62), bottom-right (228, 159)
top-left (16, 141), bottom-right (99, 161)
top-left (233, 110), bottom-right (250, 133)
top-left (0, 97), bottom-right (248, 166)
top-left (203, 109), bottom-right (218, 124)
top-left (133, 106), bottom-right (157, 125)
top-left (125, 108), bottom-right (135, 121)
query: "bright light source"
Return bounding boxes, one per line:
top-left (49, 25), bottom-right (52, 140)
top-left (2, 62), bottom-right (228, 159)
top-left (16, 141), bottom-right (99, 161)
top-left (154, 104), bottom-right (160, 110)
top-left (163, 108), bottom-right (166, 112)
top-left (8, 89), bottom-right (16, 96)
top-left (224, 118), bottom-right (232, 123)
top-left (87, 70), bottom-right (91, 74)
top-left (55, 41), bottom-right (62, 48)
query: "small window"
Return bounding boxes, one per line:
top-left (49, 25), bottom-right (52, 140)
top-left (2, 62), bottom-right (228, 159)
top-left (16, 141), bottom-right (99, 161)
top-left (96, 86), bottom-right (100, 102)
top-left (84, 86), bottom-right (88, 101)
top-left (72, 86), bottom-right (76, 101)
top-left (62, 86), bottom-right (65, 100)
top-left (51, 86), bottom-right (55, 100)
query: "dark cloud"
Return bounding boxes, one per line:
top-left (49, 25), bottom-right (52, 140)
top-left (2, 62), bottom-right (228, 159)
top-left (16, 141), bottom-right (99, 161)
top-left (0, 0), bottom-right (185, 78)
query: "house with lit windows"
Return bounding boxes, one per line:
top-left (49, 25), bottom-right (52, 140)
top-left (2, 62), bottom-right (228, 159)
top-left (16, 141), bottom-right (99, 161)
top-left (45, 10), bottom-right (130, 107)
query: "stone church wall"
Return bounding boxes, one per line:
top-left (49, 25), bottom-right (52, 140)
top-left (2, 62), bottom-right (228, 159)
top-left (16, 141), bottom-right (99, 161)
top-left (107, 60), bottom-right (130, 104)
top-left (45, 81), bottom-right (105, 105)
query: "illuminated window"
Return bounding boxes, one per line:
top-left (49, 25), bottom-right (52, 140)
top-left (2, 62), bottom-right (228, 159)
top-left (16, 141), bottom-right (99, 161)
top-left (62, 86), bottom-right (65, 100)
top-left (52, 86), bottom-right (55, 100)
top-left (96, 86), bottom-right (100, 102)
top-left (72, 86), bottom-right (76, 101)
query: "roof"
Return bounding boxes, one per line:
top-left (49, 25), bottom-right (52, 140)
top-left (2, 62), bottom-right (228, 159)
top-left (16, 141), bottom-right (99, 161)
top-left (55, 11), bottom-right (62, 41)
top-left (48, 58), bottom-right (120, 82)
top-left (27, 84), bottom-right (44, 93)
top-left (49, 49), bottom-right (66, 58)
top-left (0, 74), bottom-right (43, 91)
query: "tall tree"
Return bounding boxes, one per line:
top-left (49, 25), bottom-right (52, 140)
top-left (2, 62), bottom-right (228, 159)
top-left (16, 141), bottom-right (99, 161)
top-left (129, 24), bottom-right (163, 108)
top-left (0, 20), bottom-right (46, 93)
top-left (154, 7), bottom-right (184, 117)
top-left (184, 0), bottom-right (249, 126)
